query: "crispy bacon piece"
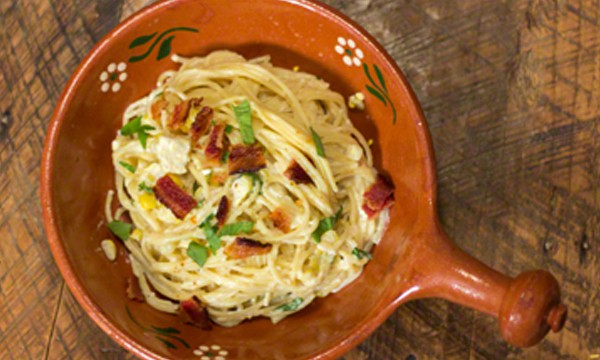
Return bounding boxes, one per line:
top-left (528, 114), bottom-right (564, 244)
top-left (190, 106), bottom-right (214, 143)
top-left (179, 296), bottom-right (212, 330)
top-left (153, 175), bottom-right (197, 219)
top-left (168, 100), bottom-right (191, 131)
top-left (209, 171), bottom-right (228, 186)
top-left (228, 144), bottom-right (266, 174)
top-left (216, 196), bottom-right (229, 227)
top-left (205, 123), bottom-right (229, 163)
top-left (284, 160), bottom-right (313, 185)
top-left (126, 275), bottom-right (144, 302)
top-left (168, 98), bottom-right (203, 131)
top-left (224, 237), bottom-right (273, 259)
top-left (269, 208), bottom-right (291, 233)
top-left (362, 174), bottom-right (395, 218)
top-left (150, 98), bottom-right (168, 120)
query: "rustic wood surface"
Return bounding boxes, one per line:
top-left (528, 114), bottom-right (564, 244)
top-left (0, 0), bottom-right (598, 359)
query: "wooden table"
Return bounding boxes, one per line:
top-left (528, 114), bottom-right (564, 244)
top-left (1, 0), bottom-right (598, 359)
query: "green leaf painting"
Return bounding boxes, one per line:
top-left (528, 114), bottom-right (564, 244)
top-left (126, 306), bottom-right (190, 349)
top-left (157, 36), bottom-right (175, 61)
top-left (129, 33), bottom-right (158, 49)
top-left (363, 63), bottom-right (397, 124)
top-left (129, 27), bottom-right (199, 63)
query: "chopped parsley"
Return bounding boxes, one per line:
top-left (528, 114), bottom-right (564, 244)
top-left (192, 181), bottom-right (199, 193)
top-left (200, 213), bottom-right (215, 227)
top-left (352, 247), bottom-right (372, 260)
top-left (276, 298), bottom-right (303, 311)
top-left (221, 149), bottom-right (230, 164)
top-left (311, 207), bottom-right (342, 243)
top-left (219, 221), bottom-right (254, 236)
top-left (244, 172), bottom-right (263, 194)
top-left (225, 124), bottom-right (234, 134)
top-left (310, 127), bottom-right (325, 157)
top-left (108, 221), bottom-right (131, 241)
top-left (119, 161), bottom-right (136, 173)
top-left (196, 199), bottom-right (205, 208)
top-left (187, 242), bottom-right (209, 267)
top-left (120, 116), bottom-right (156, 149)
top-left (232, 100), bottom-right (255, 144)
top-left (138, 182), bottom-right (153, 193)
top-left (200, 214), bottom-right (221, 253)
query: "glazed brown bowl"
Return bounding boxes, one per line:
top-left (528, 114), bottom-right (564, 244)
top-left (40, 0), bottom-right (567, 359)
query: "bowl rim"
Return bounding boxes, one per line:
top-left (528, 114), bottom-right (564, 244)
top-left (40, 0), bottom-right (437, 358)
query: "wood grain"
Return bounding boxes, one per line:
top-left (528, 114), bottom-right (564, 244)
top-left (0, 0), bottom-right (598, 359)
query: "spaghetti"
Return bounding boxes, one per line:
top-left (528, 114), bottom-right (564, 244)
top-left (107, 51), bottom-right (392, 327)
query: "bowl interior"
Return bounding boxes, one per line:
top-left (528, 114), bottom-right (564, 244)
top-left (43, 0), bottom-right (435, 358)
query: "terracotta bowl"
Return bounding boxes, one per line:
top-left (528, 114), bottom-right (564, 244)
top-left (41, 0), bottom-right (567, 359)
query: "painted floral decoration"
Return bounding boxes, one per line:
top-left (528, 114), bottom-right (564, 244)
top-left (100, 62), bottom-right (128, 93)
top-left (335, 37), bottom-right (364, 67)
top-left (193, 344), bottom-right (229, 359)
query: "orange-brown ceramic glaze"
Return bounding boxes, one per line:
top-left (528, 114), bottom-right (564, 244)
top-left (40, 0), bottom-right (567, 359)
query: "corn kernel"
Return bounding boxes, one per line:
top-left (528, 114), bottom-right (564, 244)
top-left (367, 138), bottom-right (374, 146)
top-left (348, 92), bottom-right (365, 110)
top-left (168, 174), bottom-right (184, 187)
top-left (293, 66), bottom-right (300, 72)
top-left (139, 193), bottom-right (158, 210)
top-left (131, 229), bottom-right (143, 240)
top-left (181, 116), bottom-right (193, 133)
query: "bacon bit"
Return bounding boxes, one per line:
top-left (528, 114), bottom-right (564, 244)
top-left (209, 171), bottom-right (228, 185)
top-left (190, 106), bottom-right (214, 143)
top-left (228, 144), bottom-right (266, 174)
top-left (216, 196), bottom-right (230, 227)
top-left (362, 174), bottom-right (395, 218)
top-left (224, 237), bottom-right (273, 259)
top-left (168, 100), bottom-right (191, 131)
top-left (150, 98), bottom-right (168, 120)
top-left (205, 123), bottom-right (229, 163)
top-left (126, 275), bottom-right (144, 302)
top-left (168, 98), bottom-right (203, 131)
top-left (284, 160), bottom-right (313, 185)
top-left (154, 175), bottom-right (197, 219)
top-left (179, 296), bottom-right (212, 330)
top-left (269, 208), bottom-right (291, 233)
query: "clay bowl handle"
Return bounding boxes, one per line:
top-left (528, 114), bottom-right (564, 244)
top-left (416, 225), bottom-right (567, 347)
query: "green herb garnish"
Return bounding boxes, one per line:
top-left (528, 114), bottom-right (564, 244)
top-left (108, 221), bottom-right (131, 241)
top-left (120, 116), bottom-right (156, 149)
top-left (311, 207), bottom-right (342, 243)
top-left (352, 247), bottom-right (372, 260)
top-left (200, 213), bottom-right (215, 227)
top-left (119, 161), bottom-right (136, 173)
top-left (310, 127), bottom-right (325, 157)
top-left (225, 124), bottom-right (234, 134)
top-left (276, 298), bottom-right (303, 311)
top-left (192, 181), bottom-right (199, 193)
top-left (219, 221), bottom-right (254, 236)
top-left (187, 242), bottom-right (209, 267)
top-left (138, 182), bottom-right (153, 193)
top-left (200, 214), bottom-right (221, 253)
top-left (244, 172), bottom-right (263, 194)
top-left (196, 199), bottom-right (205, 208)
top-left (232, 100), bottom-right (255, 144)
top-left (221, 149), bottom-right (230, 164)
